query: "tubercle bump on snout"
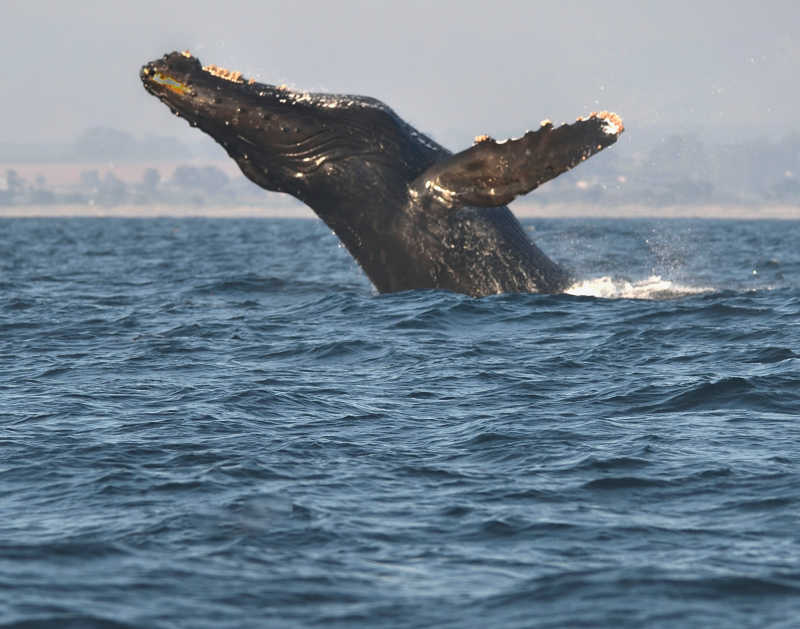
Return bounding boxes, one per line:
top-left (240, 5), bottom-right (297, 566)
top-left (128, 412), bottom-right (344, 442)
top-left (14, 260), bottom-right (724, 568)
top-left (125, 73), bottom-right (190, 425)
top-left (202, 63), bottom-right (245, 84)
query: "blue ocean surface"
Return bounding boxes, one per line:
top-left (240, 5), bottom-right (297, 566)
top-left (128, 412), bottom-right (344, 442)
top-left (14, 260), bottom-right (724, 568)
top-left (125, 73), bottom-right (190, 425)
top-left (1, 216), bottom-right (799, 628)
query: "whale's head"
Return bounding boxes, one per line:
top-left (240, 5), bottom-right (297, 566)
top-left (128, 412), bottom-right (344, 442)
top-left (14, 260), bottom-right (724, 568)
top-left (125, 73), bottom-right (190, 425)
top-left (140, 51), bottom-right (443, 207)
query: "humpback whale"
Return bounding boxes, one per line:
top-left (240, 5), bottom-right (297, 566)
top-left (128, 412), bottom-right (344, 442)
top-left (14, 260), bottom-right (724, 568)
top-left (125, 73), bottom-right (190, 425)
top-left (141, 51), bottom-right (623, 297)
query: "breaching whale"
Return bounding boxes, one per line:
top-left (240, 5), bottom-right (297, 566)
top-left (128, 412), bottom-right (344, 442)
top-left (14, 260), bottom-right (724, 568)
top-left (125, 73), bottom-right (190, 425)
top-left (140, 51), bottom-right (623, 297)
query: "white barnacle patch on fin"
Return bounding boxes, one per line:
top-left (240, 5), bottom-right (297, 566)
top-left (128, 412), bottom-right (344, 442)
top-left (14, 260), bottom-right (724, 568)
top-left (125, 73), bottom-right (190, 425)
top-left (425, 180), bottom-right (457, 205)
top-left (577, 111), bottom-right (624, 136)
top-left (473, 134), bottom-right (493, 144)
top-left (594, 111), bottom-right (624, 135)
top-left (540, 119), bottom-right (552, 127)
top-left (291, 91), bottom-right (313, 104)
top-left (181, 50), bottom-right (192, 58)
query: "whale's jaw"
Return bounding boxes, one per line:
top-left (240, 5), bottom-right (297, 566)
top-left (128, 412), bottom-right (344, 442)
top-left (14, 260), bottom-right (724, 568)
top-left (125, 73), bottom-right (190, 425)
top-left (140, 51), bottom-right (443, 202)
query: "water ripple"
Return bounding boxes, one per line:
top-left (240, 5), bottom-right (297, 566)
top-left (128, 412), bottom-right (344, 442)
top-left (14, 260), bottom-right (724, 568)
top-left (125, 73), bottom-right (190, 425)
top-left (1, 217), bottom-right (800, 628)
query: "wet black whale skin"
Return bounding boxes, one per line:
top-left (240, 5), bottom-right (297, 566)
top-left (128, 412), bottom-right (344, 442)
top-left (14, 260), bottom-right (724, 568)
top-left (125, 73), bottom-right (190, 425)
top-left (141, 51), bottom-right (623, 296)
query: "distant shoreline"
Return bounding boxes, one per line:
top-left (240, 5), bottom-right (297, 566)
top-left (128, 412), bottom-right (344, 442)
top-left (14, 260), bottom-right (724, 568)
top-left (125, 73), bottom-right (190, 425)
top-left (1, 203), bottom-right (798, 220)
top-left (0, 205), bottom-right (316, 218)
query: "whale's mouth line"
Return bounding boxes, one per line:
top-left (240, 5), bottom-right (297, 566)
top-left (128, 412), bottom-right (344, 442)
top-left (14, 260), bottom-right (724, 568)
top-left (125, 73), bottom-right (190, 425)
top-left (140, 50), bottom-right (299, 107)
top-left (148, 71), bottom-right (191, 95)
top-left (141, 51), bottom-right (250, 85)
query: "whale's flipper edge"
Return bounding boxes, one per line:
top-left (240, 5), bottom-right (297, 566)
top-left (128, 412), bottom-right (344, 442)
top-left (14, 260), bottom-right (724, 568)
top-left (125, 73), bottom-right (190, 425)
top-left (411, 112), bottom-right (624, 209)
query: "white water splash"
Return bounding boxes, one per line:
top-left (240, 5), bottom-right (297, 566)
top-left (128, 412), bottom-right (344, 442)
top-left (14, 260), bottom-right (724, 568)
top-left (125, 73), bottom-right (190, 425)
top-left (565, 275), bottom-right (713, 300)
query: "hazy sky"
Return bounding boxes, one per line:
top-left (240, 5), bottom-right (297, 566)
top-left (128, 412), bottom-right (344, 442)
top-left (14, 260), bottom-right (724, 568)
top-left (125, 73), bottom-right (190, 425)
top-left (2, 1), bottom-right (797, 151)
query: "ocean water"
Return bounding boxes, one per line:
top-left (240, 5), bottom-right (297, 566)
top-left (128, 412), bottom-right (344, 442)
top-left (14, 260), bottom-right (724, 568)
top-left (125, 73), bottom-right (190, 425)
top-left (2, 216), bottom-right (799, 628)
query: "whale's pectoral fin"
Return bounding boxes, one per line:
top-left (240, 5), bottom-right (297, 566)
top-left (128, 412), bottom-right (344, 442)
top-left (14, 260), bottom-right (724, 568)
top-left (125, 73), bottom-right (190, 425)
top-left (412, 111), bottom-right (623, 209)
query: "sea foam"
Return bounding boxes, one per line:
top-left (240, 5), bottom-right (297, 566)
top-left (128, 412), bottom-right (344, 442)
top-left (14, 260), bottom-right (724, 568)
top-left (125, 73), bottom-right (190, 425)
top-left (565, 274), bottom-right (712, 300)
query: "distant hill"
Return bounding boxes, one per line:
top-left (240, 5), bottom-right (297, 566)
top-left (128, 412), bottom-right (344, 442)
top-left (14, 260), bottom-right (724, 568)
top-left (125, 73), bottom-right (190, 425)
top-left (0, 126), bottom-right (223, 164)
top-left (1, 126), bottom-right (799, 207)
